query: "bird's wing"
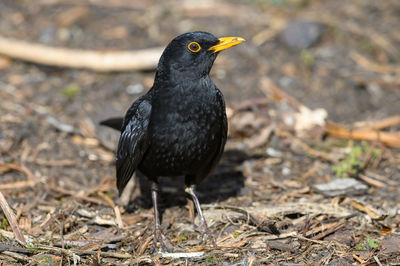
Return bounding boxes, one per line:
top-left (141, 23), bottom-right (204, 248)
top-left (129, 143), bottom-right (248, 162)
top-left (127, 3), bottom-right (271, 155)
top-left (99, 117), bottom-right (124, 131)
top-left (214, 89), bottom-right (228, 162)
top-left (116, 96), bottom-right (152, 195)
top-left (201, 89), bottom-right (228, 179)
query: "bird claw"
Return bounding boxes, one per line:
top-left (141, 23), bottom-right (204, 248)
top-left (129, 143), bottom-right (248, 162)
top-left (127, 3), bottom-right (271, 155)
top-left (195, 222), bottom-right (217, 247)
top-left (153, 227), bottom-right (174, 253)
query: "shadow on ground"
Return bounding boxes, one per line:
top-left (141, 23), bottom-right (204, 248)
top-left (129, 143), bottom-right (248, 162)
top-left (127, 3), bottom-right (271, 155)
top-left (126, 149), bottom-right (248, 213)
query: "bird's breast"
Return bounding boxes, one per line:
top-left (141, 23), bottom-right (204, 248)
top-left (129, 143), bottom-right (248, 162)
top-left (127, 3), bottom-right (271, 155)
top-left (140, 87), bottom-right (225, 177)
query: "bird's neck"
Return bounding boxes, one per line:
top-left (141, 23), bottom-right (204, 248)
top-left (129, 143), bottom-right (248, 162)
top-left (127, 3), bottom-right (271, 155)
top-left (154, 58), bottom-right (212, 87)
top-left (152, 74), bottom-right (214, 98)
top-left (155, 70), bottom-right (207, 87)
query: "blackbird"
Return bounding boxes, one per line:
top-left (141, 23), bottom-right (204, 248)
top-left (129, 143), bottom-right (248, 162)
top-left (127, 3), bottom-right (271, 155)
top-left (101, 31), bottom-right (245, 251)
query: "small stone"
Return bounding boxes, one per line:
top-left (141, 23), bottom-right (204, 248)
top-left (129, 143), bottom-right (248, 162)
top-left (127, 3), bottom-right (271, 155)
top-left (126, 83), bottom-right (145, 94)
top-left (39, 26), bottom-right (56, 44)
top-left (238, 187), bottom-right (251, 196)
top-left (313, 178), bottom-right (368, 197)
top-left (380, 235), bottom-right (400, 255)
top-left (280, 19), bottom-right (323, 51)
top-left (57, 27), bottom-right (71, 42)
top-left (328, 258), bottom-right (352, 266)
top-left (46, 116), bottom-right (74, 133)
top-left (266, 240), bottom-right (295, 252)
top-left (282, 166), bottom-right (291, 176)
top-left (324, 230), bottom-right (355, 246)
top-left (107, 244), bottom-right (116, 249)
top-left (266, 147), bottom-right (283, 157)
top-left (279, 76), bottom-right (295, 88)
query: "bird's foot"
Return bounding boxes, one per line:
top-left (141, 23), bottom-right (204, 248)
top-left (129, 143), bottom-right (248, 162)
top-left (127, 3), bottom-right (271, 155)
top-left (195, 222), bottom-right (217, 247)
top-left (152, 227), bottom-right (175, 253)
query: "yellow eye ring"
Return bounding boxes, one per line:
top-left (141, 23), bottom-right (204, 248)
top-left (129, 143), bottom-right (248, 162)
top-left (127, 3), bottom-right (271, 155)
top-left (188, 42), bottom-right (201, 53)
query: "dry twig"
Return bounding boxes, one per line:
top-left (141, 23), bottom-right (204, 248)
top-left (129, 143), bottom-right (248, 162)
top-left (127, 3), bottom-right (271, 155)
top-left (260, 77), bottom-right (303, 109)
top-left (50, 186), bottom-right (108, 206)
top-left (325, 121), bottom-right (400, 148)
top-left (354, 115), bottom-right (400, 131)
top-left (276, 130), bottom-right (338, 162)
top-left (358, 174), bottom-right (386, 188)
top-left (350, 52), bottom-right (400, 75)
top-left (0, 36), bottom-right (163, 72)
top-left (0, 192), bottom-right (26, 245)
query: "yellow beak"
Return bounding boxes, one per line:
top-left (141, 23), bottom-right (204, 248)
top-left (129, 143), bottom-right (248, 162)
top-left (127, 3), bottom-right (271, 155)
top-left (208, 37), bottom-right (245, 53)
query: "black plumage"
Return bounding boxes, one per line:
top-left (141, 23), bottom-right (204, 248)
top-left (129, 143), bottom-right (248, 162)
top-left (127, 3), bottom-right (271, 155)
top-left (101, 31), bottom-right (244, 251)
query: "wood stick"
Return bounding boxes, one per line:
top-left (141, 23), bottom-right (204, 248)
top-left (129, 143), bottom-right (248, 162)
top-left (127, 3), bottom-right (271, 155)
top-left (119, 175), bottom-right (135, 207)
top-left (354, 115), bottom-right (400, 131)
top-left (0, 180), bottom-right (36, 190)
top-left (312, 223), bottom-right (345, 240)
top-left (352, 254), bottom-right (365, 264)
top-left (0, 243), bottom-right (33, 254)
top-left (50, 186), bottom-right (108, 206)
top-left (350, 51), bottom-right (400, 75)
top-left (358, 174), bottom-right (386, 188)
top-left (276, 130), bottom-right (338, 162)
top-left (0, 192), bottom-right (26, 245)
top-left (260, 77), bottom-right (303, 109)
top-left (325, 122), bottom-right (400, 148)
top-left (0, 36), bottom-right (163, 72)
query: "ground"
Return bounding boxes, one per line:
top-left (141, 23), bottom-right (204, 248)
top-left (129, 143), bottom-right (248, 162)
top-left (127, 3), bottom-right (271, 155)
top-left (0, 0), bottom-right (400, 265)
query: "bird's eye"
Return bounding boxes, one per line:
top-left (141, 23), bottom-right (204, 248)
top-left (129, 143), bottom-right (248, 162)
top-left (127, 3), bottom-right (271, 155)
top-left (188, 42), bottom-right (201, 53)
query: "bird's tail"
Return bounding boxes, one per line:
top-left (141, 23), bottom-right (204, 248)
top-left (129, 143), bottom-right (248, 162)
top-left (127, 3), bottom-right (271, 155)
top-left (99, 117), bottom-right (124, 131)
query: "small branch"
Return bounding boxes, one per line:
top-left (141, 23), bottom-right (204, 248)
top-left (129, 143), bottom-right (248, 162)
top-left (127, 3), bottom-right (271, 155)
top-left (0, 251), bottom-right (30, 263)
top-left (0, 180), bottom-right (36, 190)
top-left (311, 223), bottom-right (345, 240)
top-left (276, 130), bottom-right (338, 162)
top-left (160, 252), bottom-right (205, 258)
top-left (50, 186), bottom-right (108, 206)
top-left (0, 192), bottom-right (26, 245)
top-left (119, 176), bottom-right (135, 207)
top-left (114, 206), bottom-right (124, 228)
top-left (325, 121), bottom-right (400, 148)
top-left (350, 51), bottom-right (400, 75)
top-left (38, 245), bottom-right (132, 259)
top-left (0, 36), bottom-right (163, 72)
top-left (259, 77), bottom-right (303, 109)
top-left (354, 115), bottom-right (400, 131)
top-left (358, 174), bottom-right (386, 188)
top-left (0, 244), bottom-right (33, 254)
top-left (352, 254), bottom-right (365, 264)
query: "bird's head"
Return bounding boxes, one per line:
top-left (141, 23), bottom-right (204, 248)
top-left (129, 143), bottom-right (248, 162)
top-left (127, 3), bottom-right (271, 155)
top-left (155, 31), bottom-right (245, 84)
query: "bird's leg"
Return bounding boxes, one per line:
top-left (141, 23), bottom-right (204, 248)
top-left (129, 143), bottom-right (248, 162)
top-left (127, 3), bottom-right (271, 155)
top-left (151, 182), bottom-right (173, 252)
top-left (185, 185), bottom-right (216, 246)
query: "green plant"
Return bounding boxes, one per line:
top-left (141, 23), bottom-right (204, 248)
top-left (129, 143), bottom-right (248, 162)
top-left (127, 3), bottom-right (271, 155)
top-left (358, 38), bottom-right (375, 54)
top-left (333, 141), bottom-right (381, 177)
top-left (355, 243), bottom-right (366, 250)
top-left (333, 145), bottom-right (362, 177)
top-left (354, 236), bottom-right (379, 251)
top-left (206, 254), bottom-right (216, 262)
top-left (61, 82), bottom-right (81, 100)
top-left (1, 217), bottom-right (7, 230)
top-left (301, 50), bottom-right (315, 68)
top-left (367, 236), bottom-right (379, 248)
top-left (179, 233), bottom-right (188, 242)
top-left (233, 231), bottom-right (241, 238)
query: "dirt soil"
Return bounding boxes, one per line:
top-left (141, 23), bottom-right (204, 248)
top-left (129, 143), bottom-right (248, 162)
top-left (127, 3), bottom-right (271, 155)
top-left (1, 0), bottom-right (400, 265)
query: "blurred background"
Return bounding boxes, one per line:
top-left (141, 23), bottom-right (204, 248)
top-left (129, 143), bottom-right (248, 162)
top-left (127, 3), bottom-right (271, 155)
top-left (1, 0), bottom-right (399, 122)
top-left (0, 0), bottom-right (399, 264)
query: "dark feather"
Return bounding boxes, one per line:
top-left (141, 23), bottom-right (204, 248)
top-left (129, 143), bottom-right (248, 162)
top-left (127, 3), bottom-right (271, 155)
top-left (116, 97), bottom-right (152, 195)
top-left (99, 117), bottom-right (124, 131)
